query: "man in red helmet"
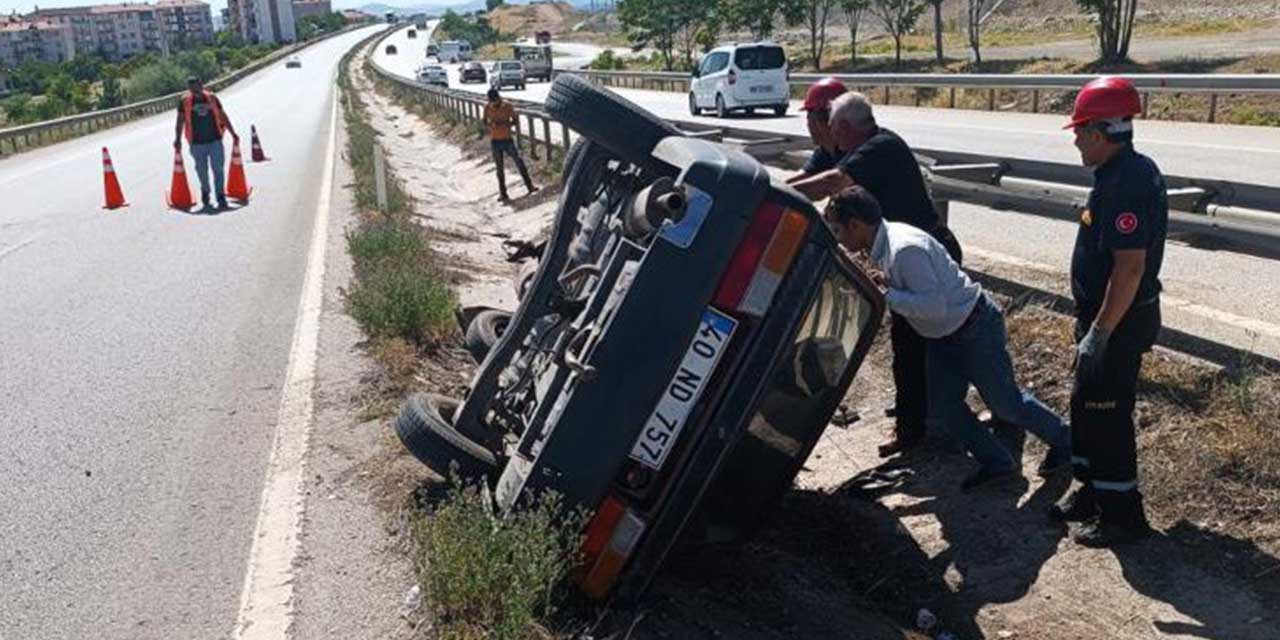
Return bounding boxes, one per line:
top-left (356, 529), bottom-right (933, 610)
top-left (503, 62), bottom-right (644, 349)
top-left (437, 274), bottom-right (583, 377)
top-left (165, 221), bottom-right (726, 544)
top-left (786, 77), bottom-right (846, 184)
top-left (791, 84), bottom-right (964, 458)
top-left (1052, 76), bottom-right (1167, 547)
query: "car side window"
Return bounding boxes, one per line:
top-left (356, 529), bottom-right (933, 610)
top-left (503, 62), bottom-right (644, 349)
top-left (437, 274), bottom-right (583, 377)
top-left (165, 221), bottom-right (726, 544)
top-left (710, 52), bottom-right (730, 74)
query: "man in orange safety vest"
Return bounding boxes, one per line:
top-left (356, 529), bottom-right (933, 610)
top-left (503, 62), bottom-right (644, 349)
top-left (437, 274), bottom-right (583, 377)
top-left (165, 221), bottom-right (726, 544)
top-left (173, 77), bottom-right (240, 210)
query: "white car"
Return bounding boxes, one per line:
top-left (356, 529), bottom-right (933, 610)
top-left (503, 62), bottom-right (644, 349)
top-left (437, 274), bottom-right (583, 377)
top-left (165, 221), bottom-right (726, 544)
top-left (285, 55), bottom-right (302, 69)
top-left (418, 65), bottom-right (448, 87)
top-left (689, 42), bottom-right (789, 118)
top-left (490, 60), bottom-right (526, 91)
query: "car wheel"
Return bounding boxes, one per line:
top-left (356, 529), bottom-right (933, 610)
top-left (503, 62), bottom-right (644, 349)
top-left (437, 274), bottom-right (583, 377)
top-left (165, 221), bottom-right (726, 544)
top-left (688, 92), bottom-right (699, 115)
top-left (745, 107), bottom-right (755, 115)
top-left (545, 74), bottom-right (682, 167)
top-left (716, 94), bottom-right (728, 118)
top-left (560, 136), bottom-right (586, 188)
top-left (464, 309), bottom-right (510, 364)
top-left (395, 393), bottom-right (499, 482)
top-left (514, 260), bottom-right (539, 299)
top-left (774, 104), bottom-right (788, 117)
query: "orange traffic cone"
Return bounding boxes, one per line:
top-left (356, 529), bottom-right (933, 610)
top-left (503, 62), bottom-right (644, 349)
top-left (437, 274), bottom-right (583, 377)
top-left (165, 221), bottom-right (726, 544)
top-left (225, 140), bottom-right (252, 203)
top-left (165, 148), bottom-right (196, 210)
top-left (102, 147), bottom-right (128, 210)
top-left (250, 125), bottom-right (269, 162)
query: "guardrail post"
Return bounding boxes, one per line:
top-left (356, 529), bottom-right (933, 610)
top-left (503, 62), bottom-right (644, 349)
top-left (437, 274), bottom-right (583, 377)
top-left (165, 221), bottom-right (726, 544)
top-left (1208, 93), bottom-right (1218, 123)
top-left (988, 88), bottom-right (996, 111)
top-left (374, 144), bottom-right (388, 212)
top-left (562, 124), bottom-right (570, 151)
top-left (1141, 92), bottom-right (1150, 119)
top-left (542, 117), bottom-right (552, 164)
top-left (883, 86), bottom-right (891, 105)
top-left (949, 87), bottom-right (956, 109)
top-left (1032, 90), bottom-right (1040, 113)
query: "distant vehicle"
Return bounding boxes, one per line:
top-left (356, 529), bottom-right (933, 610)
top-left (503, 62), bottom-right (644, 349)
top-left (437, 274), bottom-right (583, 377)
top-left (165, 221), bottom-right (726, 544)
top-left (460, 61), bottom-right (487, 84)
top-left (284, 55), bottom-right (301, 69)
top-left (426, 43), bottom-right (439, 57)
top-left (407, 29), bottom-right (417, 39)
top-left (385, 44), bottom-right (398, 55)
top-left (689, 42), bottom-right (789, 118)
top-left (418, 65), bottom-right (448, 87)
top-left (490, 60), bottom-right (526, 90)
top-left (384, 11), bottom-right (397, 23)
top-left (438, 40), bottom-right (472, 63)
top-left (534, 30), bottom-right (551, 45)
top-left (415, 19), bottom-right (427, 30)
top-left (512, 44), bottom-right (552, 82)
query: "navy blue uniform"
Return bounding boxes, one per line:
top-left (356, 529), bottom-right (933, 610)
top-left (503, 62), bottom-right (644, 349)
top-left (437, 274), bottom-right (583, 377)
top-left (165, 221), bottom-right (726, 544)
top-left (804, 127), bottom-right (962, 444)
top-left (1070, 144), bottom-right (1167, 524)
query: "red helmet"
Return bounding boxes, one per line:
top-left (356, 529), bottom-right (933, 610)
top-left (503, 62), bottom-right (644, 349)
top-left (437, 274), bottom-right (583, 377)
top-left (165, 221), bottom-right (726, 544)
top-left (802, 77), bottom-right (847, 112)
top-left (1065, 76), bottom-right (1141, 129)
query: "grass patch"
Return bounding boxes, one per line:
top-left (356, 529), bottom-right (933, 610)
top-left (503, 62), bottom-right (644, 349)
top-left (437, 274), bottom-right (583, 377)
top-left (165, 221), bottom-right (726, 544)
top-left (410, 483), bottom-right (587, 639)
top-left (337, 39), bottom-right (457, 384)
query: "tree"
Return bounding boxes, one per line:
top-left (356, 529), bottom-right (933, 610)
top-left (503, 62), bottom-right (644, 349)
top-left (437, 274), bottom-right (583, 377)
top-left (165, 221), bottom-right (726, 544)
top-left (870, 0), bottom-right (927, 65)
top-left (673, 0), bottom-right (714, 70)
top-left (719, 0), bottom-right (786, 40)
top-left (783, 0), bottom-right (838, 71)
top-left (1075, 0), bottom-right (1137, 63)
top-left (927, 0), bottom-right (944, 62)
top-left (486, 0), bottom-right (505, 10)
top-left (99, 74), bottom-right (125, 109)
top-left (1, 94), bottom-right (34, 124)
top-left (617, 0), bottom-right (679, 70)
top-left (841, 0), bottom-right (870, 63)
top-left (965, 0), bottom-right (993, 64)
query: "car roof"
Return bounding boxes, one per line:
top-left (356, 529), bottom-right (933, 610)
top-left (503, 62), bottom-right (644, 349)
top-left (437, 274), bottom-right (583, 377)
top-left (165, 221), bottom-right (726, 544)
top-left (708, 41), bottom-right (782, 53)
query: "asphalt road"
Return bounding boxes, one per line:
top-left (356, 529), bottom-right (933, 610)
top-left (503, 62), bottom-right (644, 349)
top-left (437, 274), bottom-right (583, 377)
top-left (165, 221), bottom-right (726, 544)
top-left (378, 27), bottom-right (1280, 360)
top-left (0, 25), bottom-right (383, 638)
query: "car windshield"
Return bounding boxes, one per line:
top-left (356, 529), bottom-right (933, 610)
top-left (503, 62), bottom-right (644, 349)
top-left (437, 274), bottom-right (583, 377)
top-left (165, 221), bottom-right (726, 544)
top-left (734, 46), bottom-right (786, 70)
top-left (501, 62), bottom-right (521, 70)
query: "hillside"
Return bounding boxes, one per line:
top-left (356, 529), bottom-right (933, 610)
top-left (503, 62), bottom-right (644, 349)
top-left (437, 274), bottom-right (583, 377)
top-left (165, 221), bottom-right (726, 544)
top-left (487, 1), bottom-right (581, 37)
top-left (984, 0), bottom-right (1280, 22)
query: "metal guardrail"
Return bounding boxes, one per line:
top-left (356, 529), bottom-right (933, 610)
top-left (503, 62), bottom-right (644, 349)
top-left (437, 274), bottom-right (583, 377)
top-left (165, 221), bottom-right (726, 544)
top-left (0, 24), bottom-right (369, 157)
top-left (553, 68), bottom-right (1280, 123)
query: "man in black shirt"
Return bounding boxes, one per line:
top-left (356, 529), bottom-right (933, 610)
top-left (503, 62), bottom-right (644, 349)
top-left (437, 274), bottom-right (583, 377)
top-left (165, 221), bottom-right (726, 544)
top-left (792, 91), bottom-right (963, 457)
top-left (174, 77), bottom-right (240, 210)
top-left (1052, 77), bottom-right (1167, 547)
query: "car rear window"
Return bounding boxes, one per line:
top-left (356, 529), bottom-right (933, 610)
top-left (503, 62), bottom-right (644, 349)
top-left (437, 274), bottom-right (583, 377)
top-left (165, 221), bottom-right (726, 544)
top-left (734, 46), bottom-right (786, 70)
top-left (501, 62), bottom-right (522, 70)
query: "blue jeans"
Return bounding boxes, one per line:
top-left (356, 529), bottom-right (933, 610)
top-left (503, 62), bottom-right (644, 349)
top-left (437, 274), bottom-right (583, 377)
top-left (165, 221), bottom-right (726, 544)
top-left (926, 294), bottom-right (1070, 472)
top-left (189, 140), bottom-right (225, 201)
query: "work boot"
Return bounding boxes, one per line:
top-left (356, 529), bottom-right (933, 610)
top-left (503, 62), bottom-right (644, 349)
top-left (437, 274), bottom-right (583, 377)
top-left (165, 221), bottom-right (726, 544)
top-left (217, 197), bottom-right (230, 210)
top-left (1049, 486), bottom-right (1098, 523)
top-left (877, 427), bottom-right (925, 458)
top-left (201, 190), bottom-right (211, 209)
top-left (1073, 517), bottom-right (1152, 547)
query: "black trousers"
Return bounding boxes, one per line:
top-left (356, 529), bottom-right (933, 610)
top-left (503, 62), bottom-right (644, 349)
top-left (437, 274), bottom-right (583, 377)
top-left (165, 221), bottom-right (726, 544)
top-left (492, 139), bottom-right (533, 196)
top-left (891, 225), bottom-right (964, 440)
top-left (1071, 301), bottom-right (1160, 522)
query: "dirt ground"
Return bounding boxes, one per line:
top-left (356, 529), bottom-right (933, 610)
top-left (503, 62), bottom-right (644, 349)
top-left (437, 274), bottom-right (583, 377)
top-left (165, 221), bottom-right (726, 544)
top-left (350, 51), bottom-right (1280, 640)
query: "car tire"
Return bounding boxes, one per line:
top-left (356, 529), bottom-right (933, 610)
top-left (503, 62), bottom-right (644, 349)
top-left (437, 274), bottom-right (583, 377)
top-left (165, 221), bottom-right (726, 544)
top-left (395, 393), bottom-right (498, 482)
top-left (774, 104), bottom-right (788, 117)
top-left (464, 309), bottom-right (510, 364)
top-left (560, 136), bottom-right (586, 187)
top-left (688, 92), bottom-right (700, 115)
top-left (716, 94), bottom-right (728, 118)
top-left (745, 107), bottom-right (755, 116)
top-left (545, 73), bottom-right (681, 167)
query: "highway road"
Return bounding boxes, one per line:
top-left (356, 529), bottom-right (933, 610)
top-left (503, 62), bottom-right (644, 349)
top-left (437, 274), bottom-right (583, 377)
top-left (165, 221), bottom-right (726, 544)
top-left (378, 27), bottom-right (1280, 360)
top-left (0, 25), bottom-right (383, 638)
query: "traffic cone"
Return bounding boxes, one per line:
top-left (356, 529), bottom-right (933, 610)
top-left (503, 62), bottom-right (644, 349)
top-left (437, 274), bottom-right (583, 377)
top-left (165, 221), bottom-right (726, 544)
top-left (165, 148), bottom-right (196, 210)
top-left (225, 140), bottom-right (252, 203)
top-left (102, 147), bottom-right (128, 210)
top-left (250, 125), bottom-right (269, 162)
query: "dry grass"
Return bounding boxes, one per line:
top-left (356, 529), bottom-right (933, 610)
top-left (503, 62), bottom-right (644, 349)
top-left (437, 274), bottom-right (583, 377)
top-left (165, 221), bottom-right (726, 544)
top-left (1001, 302), bottom-right (1280, 552)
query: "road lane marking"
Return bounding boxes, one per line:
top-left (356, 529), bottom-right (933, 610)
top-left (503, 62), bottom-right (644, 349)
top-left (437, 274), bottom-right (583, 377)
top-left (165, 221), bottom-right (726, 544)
top-left (233, 96), bottom-right (338, 640)
top-left (966, 246), bottom-right (1280, 341)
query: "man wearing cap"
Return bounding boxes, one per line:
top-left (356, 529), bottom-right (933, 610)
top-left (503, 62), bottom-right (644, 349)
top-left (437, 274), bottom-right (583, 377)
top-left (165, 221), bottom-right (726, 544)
top-left (173, 76), bottom-right (239, 210)
top-left (483, 87), bottom-right (538, 202)
top-left (1052, 76), bottom-right (1167, 547)
top-left (792, 87), bottom-right (964, 458)
top-left (786, 77), bottom-right (846, 185)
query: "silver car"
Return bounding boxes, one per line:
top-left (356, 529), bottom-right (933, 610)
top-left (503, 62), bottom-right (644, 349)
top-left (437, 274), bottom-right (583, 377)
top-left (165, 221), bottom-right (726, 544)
top-left (490, 60), bottom-right (526, 91)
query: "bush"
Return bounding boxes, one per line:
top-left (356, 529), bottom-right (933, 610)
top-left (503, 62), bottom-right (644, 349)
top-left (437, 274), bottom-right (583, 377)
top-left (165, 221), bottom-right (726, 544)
top-left (127, 60), bottom-right (188, 99)
top-left (1, 93), bottom-right (34, 124)
top-left (174, 50), bottom-right (221, 82)
top-left (412, 483), bottom-right (586, 640)
top-left (345, 248), bottom-right (455, 346)
top-left (587, 49), bottom-right (627, 70)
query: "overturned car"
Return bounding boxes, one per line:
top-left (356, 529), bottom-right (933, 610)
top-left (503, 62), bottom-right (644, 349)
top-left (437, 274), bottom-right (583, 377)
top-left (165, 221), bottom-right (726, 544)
top-left (395, 74), bottom-right (884, 603)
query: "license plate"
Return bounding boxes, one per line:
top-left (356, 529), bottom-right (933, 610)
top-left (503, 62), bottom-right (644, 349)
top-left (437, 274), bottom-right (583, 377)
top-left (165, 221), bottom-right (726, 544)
top-left (629, 308), bottom-right (737, 470)
top-left (751, 85), bottom-right (772, 94)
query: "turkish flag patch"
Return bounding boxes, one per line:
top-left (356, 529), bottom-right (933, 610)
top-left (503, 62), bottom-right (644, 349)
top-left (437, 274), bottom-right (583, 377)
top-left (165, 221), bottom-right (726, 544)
top-left (1116, 212), bottom-right (1139, 234)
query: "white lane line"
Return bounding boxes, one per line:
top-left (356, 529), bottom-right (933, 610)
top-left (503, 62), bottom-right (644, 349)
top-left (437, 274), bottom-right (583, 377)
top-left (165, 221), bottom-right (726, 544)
top-left (233, 96), bottom-right (338, 640)
top-left (966, 246), bottom-right (1280, 341)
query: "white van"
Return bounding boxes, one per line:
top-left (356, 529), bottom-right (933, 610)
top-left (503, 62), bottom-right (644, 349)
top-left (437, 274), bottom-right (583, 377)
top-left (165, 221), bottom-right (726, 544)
top-left (438, 40), bottom-right (472, 63)
top-left (689, 43), bottom-right (789, 118)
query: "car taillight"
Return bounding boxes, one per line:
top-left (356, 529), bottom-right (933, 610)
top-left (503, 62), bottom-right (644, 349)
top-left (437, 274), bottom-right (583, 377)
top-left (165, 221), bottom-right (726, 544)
top-left (713, 204), bottom-right (809, 317)
top-left (727, 69), bottom-right (737, 85)
top-left (579, 496), bottom-right (647, 600)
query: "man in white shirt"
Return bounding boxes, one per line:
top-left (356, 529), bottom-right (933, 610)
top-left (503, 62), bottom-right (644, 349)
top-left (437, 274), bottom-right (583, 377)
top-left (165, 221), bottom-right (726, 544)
top-left (824, 187), bottom-right (1071, 490)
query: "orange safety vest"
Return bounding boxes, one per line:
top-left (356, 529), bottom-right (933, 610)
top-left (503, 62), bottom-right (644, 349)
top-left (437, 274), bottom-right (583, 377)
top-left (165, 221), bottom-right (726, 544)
top-left (182, 90), bottom-right (226, 143)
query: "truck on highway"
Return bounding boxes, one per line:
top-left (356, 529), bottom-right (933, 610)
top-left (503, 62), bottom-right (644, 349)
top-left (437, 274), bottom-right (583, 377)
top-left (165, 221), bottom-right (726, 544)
top-left (512, 43), bottom-right (552, 82)
top-left (535, 30), bottom-right (552, 45)
top-left (394, 75), bottom-right (884, 604)
top-left (437, 40), bottom-right (472, 63)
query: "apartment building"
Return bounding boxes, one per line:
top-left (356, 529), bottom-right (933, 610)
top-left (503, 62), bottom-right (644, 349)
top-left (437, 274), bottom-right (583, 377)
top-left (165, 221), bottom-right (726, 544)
top-left (228, 0), bottom-right (295, 44)
top-left (0, 19), bottom-right (76, 68)
top-left (157, 0), bottom-right (214, 47)
top-left (31, 1), bottom-right (213, 63)
top-left (290, 0), bottom-right (331, 23)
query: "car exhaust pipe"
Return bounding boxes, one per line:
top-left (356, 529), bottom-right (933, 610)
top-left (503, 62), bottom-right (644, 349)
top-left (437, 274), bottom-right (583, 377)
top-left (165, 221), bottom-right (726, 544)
top-left (625, 177), bottom-right (687, 239)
